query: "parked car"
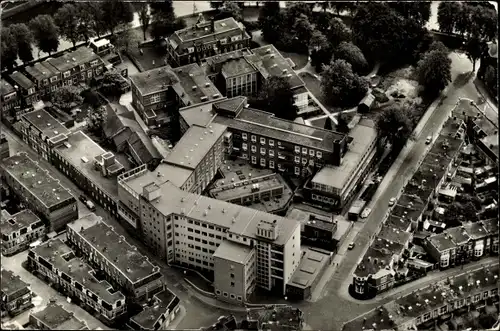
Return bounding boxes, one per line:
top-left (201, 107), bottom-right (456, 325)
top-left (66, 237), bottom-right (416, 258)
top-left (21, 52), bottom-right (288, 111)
top-left (389, 197), bottom-right (396, 206)
top-left (79, 194), bottom-right (96, 211)
top-left (361, 208), bottom-right (372, 219)
top-left (425, 135), bottom-right (432, 144)
top-left (348, 243), bottom-right (355, 250)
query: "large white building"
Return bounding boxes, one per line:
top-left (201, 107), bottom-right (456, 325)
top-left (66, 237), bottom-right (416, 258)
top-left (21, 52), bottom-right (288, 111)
top-left (117, 166), bottom-right (301, 302)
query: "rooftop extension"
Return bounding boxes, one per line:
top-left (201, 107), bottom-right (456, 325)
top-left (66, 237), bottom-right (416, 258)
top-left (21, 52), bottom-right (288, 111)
top-left (0, 209), bottom-right (42, 235)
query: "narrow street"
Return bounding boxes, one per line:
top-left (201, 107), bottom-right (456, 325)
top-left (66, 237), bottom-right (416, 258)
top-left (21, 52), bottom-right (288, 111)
top-left (1, 124), bottom-right (231, 330)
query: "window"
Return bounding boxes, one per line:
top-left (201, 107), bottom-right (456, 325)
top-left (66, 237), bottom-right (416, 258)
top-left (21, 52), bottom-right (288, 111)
top-left (242, 153), bottom-right (248, 159)
top-left (269, 139), bottom-right (274, 147)
top-left (260, 137), bottom-right (266, 144)
top-left (260, 147), bottom-right (266, 155)
top-left (269, 149), bottom-right (274, 157)
top-left (230, 273), bottom-right (235, 278)
top-left (251, 135), bottom-right (256, 142)
top-left (269, 160), bottom-right (275, 169)
top-left (294, 156), bottom-right (300, 163)
top-left (242, 143), bottom-right (248, 151)
top-left (242, 133), bottom-right (247, 140)
top-left (230, 282), bottom-right (235, 287)
top-left (251, 156), bottom-right (257, 164)
top-left (309, 150), bottom-right (315, 156)
top-left (316, 151), bottom-right (322, 158)
top-left (302, 158), bottom-right (307, 165)
top-left (302, 147), bottom-right (307, 155)
top-left (63, 71), bottom-right (70, 78)
top-left (295, 146), bottom-right (300, 153)
top-left (251, 145), bottom-right (257, 153)
top-left (80, 64), bottom-right (85, 71)
top-left (91, 60), bottom-right (99, 66)
top-left (295, 167), bottom-right (300, 175)
top-left (50, 76), bottom-right (57, 83)
top-left (260, 158), bottom-right (266, 166)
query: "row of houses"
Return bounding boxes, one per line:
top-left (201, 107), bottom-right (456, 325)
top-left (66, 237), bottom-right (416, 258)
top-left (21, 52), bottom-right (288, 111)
top-left (26, 213), bottom-right (180, 329)
top-left (352, 98), bottom-right (499, 298)
top-left (1, 39), bottom-right (126, 117)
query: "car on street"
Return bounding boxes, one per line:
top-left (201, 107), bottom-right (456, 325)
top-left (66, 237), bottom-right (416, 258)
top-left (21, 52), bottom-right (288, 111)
top-left (360, 208), bottom-right (372, 218)
top-left (425, 135), bottom-right (432, 144)
top-left (389, 197), bottom-right (396, 206)
top-left (348, 243), bottom-right (355, 250)
top-left (79, 194), bottom-right (96, 211)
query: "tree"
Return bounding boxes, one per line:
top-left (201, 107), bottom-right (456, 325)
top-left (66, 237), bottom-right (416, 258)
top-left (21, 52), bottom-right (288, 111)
top-left (138, 3), bottom-right (151, 41)
top-left (54, 4), bottom-right (85, 48)
top-left (100, 0), bottom-right (134, 35)
top-left (375, 105), bottom-right (413, 149)
top-left (465, 37), bottom-right (486, 72)
top-left (334, 41), bottom-right (368, 74)
top-left (286, 2), bottom-right (313, 22)
top-left (314, 12), bottom-right (334, 34)
top-left (259, 1), bottom-right (282, 44)
top-left (293, 14), bottom-right (314, 50)
top-left (216, 2), bottom-right (243, 22)
top-left (326, 17), bottom-right (351, 46)
top-left (9, 23), bottom-right (33, 64)
top-left (99, 71), bottom-right (126, 96)
top-left (442, 202), bottom-right (479, 227)
top-left (210, 1), bottom-right (224, 10)
top-left (437, 2), bottom-right (461, 34)
top-left (51, 86), bottom-right (84, 111)
top-left (483, 65), bottom-right (497, 95)
top-left (427, 41), bottom-right (449, 54)
top-left (29, 15), bottom-right (59, 56)
top-left (1, 27), bottom-right (18, 70)
top-left (76, 2), bottom-right (106, 38)
top-left (252, 76), bottom-right (298, 121)
top-left (87, 105), bottom-right (106, 135)
top-left (321, 59), bottom-right (369, 108)
top-left (388, 2), bottom-right (431, 26)
top-left (310, 31), bottom-right (333, 72)
top-left (310, 30), bottom-right (329, 51)
top-left (113, 25), bottom-right (139, 53)
top-left (416, 49), bottom-right (452, 96)
top-left (150, 0), bottom-right (177, 40)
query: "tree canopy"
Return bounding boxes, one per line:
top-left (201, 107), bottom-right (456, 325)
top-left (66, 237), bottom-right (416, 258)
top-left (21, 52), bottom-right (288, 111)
top-left (54, 3), bottom-right (86, 47)
top-left (99, 71), bottom-right (126, 96)
top-left (215, 2), bottom-right (243, 22)
top-left (251, 76), bottom-right (298, 121)
top-left (375, 105), bottom-right (413, 149)
top-left (334, 41), bottom-right (368, 74)
top-left (259, 2), bottom-right (282, 44)
top-left (100, 0), bottom-right (134, 35)
top-left (437, 2), bottom-right (497, 40)
top-left (29, 15), bottom-right (60, 55)
top-left (321, 59), bottom-right (368, 108)
top-left (150, 0), bottom-right (177, 40)
top-left (138, 3), bottom-right (151, 40)
top-left (51, 86), bottom-right (84, 111)
top-left (416, 49), bottom-right (452, 96)
top-left (1, 27), bottom-right (18, 70)
top-left (326, 17), bottom-right (351, 47)
top-left (9, 23), bottom-right (34, 64)
top-left (388, 2), bottom-right (431, 26)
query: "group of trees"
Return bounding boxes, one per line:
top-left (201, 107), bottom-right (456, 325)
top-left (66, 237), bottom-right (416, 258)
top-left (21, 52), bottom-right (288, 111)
top-left (249, 76), bottom-right (298, 121)
top-left (352, 2), bottom-right (432, 66)
top-left (437, 2), bottom-right (497, 40)
top-left (321, 59), bottom-right (368, 108)
top-left (415, 41), bottom-right (452, 97)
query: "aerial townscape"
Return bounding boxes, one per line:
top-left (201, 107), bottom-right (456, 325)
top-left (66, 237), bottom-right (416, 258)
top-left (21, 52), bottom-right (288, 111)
top-left (0, 1), bottom-right (498, 331)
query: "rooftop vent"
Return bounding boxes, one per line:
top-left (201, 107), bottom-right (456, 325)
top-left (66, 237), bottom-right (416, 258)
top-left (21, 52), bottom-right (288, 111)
top-left (192, 85), bottom-right (197, 90)
top-left (205, 82), bottom-right (210, 87)
top-left (37, 114), bottom-right (41, 118)
top-left (266, 48), bottom-right (272, 54)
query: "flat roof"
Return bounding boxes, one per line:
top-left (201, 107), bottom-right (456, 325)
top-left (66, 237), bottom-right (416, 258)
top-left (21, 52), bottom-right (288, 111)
top-left (172, 63), bottom-right (222, 105)
top-left (246, 306), bottom-right (303, 331)
top-left (32, 302), bottom-right (88, 330)
top-left (22, 109), bottom-right (70, 140)
top-left (355, 237), bottom-right (404, 278)
top-left (1, 79), bottom-right (16, 96)
top-left (210, 173), bottom-right (285, 201)
top-left (1, 268), bottom-right (29, 296)
top-left (25, 62), bottom-right (60, 82)
top-left (221, 56), bottom-right (257, 78)
top-left (32, 238), bottom-right (124, 304)
top-left (247, 44), bottom-right (304, 90)
top-left (130, 289), bottom-right (179, 329)
top-left (385, 215), bottom-right (412, 231)
top-left (55, 131), bottom-right (124, 199)
top-left (180, 99), bottom-right (220, 128)
top-left (214, 107), bottom-right (345, 151)
top-left (46, 47), bottom-right (100, 73)
top-left (213, 240), bottom-right (254, 264)
top-left (1, 153), bottom-right (74, 208)
top-left (66, 213), bottom-right (101, 234)
top-left (427, 232), bottom-right (457, 252)
top-left (376, 225), bottom-right (412, 246)
top-left (312, 120), bottom-right (377, 189)
top-left (9, 71), bottom-right (35, 90)
top-left (0, 209), bottom-right (41, 235)
top-left (165, 123), bottom-right (227, 170)
top-left (121, 176), bottom-right (299, 246)
top-left (288, 248), bottom-right (330, 289)
top-left (77, 221), bottom-right (160, 284)
top-left (129, 66), bottom-right (180, 96)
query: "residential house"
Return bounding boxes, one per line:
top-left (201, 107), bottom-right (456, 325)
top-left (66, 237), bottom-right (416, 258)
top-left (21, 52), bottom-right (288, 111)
top-left (0, 268), bottom-right (33, 317)
top-left (1, 79), bottom-right (20, 116)
top-left (24, 61), bottom-right (61, 97)
top-left (29, 300), bottom-right (89, 330)
top-left (127, 289), bottom-right (180, 330)
top-left (9, 71), bottom-right (38, 106)
top-left (1, 209), bottom-right (46, 256)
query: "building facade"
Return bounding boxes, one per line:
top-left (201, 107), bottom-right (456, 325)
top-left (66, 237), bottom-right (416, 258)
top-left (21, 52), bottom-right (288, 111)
top-left (1, 209), bottom-right (46, 256)
top-left (9, 71), bottom-right (39, 106)
top-left (24, 61), bottom-right (62, 97)
top-left (0, 133), bottom-right (9, 161)
top-left (0, 153), bottom-right (78, 232)
top-left (1, 79), bottom-right (20, 116)
top-left (166, 17), bottom-right (251, 67)
top-left (127, 289), bottom-right (181, 330)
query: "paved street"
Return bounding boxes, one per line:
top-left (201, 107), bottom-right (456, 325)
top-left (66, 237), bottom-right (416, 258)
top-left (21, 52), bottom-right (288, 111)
top-left (1, 125), bottom-right (231, 330)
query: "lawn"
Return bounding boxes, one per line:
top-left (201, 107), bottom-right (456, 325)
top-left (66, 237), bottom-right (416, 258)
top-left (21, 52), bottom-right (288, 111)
top-left (298, 72), bottom-right (333, 109)
top-left (126, 27), bottom-right (167, 72)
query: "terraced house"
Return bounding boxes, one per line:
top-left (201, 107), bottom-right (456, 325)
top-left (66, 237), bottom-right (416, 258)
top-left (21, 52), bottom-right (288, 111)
top-left (1, 79), bottom-right (20, 116)
top-left (166, 16), bottom-right (251, 67)
top-left (1, 209), bottom-right (46, 256)
top-left (9, 71), bottom-right (39, 106)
